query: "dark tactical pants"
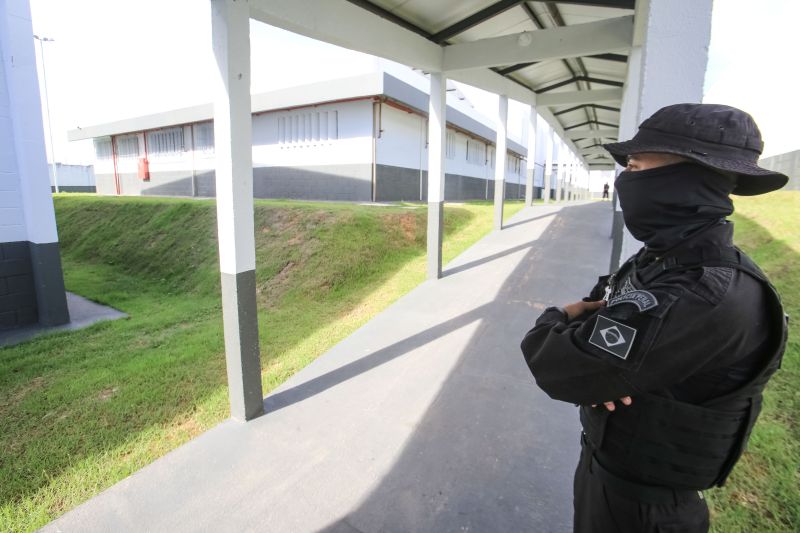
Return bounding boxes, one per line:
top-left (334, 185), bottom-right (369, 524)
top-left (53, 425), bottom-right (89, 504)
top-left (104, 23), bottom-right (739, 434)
top-left (573, 437), bottom-right (709, 533)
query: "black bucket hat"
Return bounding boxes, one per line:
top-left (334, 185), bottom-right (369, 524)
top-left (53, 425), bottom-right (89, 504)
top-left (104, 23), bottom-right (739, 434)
top-left (603, 103), bottom-right (788, 195)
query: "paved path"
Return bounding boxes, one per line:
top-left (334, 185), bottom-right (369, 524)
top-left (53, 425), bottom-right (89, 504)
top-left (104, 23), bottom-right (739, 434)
top-left (42, 201), bottom-right (613, 533)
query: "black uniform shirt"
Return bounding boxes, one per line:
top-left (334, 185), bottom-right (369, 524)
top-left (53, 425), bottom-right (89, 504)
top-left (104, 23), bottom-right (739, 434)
top-left (521, 223), bottom-right (771, 407)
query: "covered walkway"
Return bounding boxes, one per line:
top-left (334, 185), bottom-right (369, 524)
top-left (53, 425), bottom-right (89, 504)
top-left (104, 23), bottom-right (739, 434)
top-left (43, 200), bottom-right (612, 532)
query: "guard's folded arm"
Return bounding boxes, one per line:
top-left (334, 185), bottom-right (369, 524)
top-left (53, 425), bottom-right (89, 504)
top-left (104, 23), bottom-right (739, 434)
top-left (521, 290), bottom-right (728, 406)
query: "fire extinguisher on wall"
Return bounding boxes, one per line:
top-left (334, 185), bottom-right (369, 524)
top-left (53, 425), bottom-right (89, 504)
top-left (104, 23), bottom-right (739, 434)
top-left (137, 157), bottom-right (150, 181)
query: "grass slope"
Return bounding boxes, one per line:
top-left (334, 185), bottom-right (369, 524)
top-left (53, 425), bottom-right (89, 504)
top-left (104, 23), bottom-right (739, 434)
top-left (0, 196), bottom-right (523, 531)
top-left (708, 191), bottom-right (799, 532)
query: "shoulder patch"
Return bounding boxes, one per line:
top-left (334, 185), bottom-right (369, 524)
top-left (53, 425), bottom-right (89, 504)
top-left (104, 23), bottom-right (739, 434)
top-left (588, 315), bottom-right (637, 360)
top-left (607, 289), bottom-right (659, 312)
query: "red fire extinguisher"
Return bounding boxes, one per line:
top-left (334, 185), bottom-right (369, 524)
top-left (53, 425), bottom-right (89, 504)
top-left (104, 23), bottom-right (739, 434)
top-left (137, 157), bottom-right (150, 181)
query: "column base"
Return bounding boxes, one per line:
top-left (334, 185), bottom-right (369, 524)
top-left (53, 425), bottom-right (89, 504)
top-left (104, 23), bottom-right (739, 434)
top-left (427, 201), bottom-right (444, 279)
top-left (221, 270), bottom-right (264, 421)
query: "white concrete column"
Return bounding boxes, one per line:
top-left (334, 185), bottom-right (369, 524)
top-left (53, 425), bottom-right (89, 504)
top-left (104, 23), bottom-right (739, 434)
top-left (555, 140), bottom-right (565, 203)
top-left (427, 71), bottom-right (446, 279)
top-left (2, 0), bottom-right (69, 327)
top-left (524, 106), bottom-right (538, 206)
top-left (211, 0), bottom-right (263, 422)
top-left (580, 166), bottom-right (587, 200)
top-left (493, 95), bottom-right (508, 230)
top-left (611, 0), bottom-right (713, 269)
top-left (581, 166), bottom-right (588, 200)
top-left (585, 167), bottom-right (590, 200)
top-left (542, 129), bottom-right (553, 204)
top-left (565, 153), bottom-right (575, 202)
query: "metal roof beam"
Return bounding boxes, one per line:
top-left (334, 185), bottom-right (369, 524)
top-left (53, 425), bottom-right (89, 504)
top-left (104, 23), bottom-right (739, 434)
top-left (448, 68), bottom-right (537, 107)
top-left (566, 128), bottom-right (618, 139)
top-left (250, 0), bottom-right (444, 72)
top-left (430, 0), bottom-right (524, 43)
top-left (565, 120), bottom-right (619, 130)
top-left (538, 76), bottom-right (623, 93)
top-left (496, 61), bottom-right (538, 75)
top-left (536, 88), bottom-right (622, 107)
top-left (344, 0), bottom-right (433, 41)
top-left (442, 15), bottom-right (633, 70)
top-left (553, 104), bottom-right (620, 116)
top-left (547, 0), bottom-right (635, 8)
top-left (587, 53), bottom-right (628, 62)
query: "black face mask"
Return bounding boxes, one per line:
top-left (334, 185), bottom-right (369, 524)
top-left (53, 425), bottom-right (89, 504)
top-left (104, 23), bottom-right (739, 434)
top-left (614, 162), bottom-right (735, 252)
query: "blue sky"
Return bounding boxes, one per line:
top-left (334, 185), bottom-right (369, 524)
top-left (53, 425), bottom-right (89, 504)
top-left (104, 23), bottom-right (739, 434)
top-left (28, 0), bottom-right (799, 164)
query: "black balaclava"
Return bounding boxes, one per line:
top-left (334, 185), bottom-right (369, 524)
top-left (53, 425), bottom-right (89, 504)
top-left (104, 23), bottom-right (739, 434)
top-left (614, 162), bottom-right (736, 252)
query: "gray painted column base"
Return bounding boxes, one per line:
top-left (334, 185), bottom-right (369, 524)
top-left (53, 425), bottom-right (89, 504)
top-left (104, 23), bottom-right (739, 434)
top-left (427, 201), bottom-right (444, 280)
top-left (493, 179), bottom-right (504, 231)
top-left (221, 270), bottom-right (264, 421)
top-left (30, 242), bottom-right (70, 327)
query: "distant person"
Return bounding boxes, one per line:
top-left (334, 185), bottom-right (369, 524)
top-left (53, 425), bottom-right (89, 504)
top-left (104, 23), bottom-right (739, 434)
top-left (520, 103), bottom-right (789, 533)
top-left (602, 182), bottom-right (609, 200)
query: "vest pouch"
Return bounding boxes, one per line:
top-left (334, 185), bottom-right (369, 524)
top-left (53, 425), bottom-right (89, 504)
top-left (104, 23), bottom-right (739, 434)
top-left (579, 405), bottom-right (610, 449)
top-left (712, 395), bottom-right (762, 486)
top-left (600, 393), bottom-right (751, 489)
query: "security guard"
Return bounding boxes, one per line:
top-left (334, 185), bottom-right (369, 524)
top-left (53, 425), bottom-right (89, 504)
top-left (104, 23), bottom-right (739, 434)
top-left (520, 104), bottom-right (789, 533)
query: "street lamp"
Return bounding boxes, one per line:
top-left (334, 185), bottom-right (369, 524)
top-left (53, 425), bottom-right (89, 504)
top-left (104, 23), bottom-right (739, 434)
top-left (33, 34), bottom-right (58, 194)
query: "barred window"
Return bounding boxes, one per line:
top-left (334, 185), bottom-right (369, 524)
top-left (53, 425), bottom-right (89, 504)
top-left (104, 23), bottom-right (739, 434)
top-left (147, 127), bottom-right (185, 157)
top-left (279, 110), bottom-right (338, 144)
top-left (505, 155), bottom-right (521, 174)
top-left (193, 122), bottom-right (214, 153)
top-left (445, 131), bottom-right (456, 159)
top-left (94, 137), bottom-right (113, 160)
top-left (115, 134), bottom-right (139, 159)
top-left (466, 140), bottom-right (486, 165)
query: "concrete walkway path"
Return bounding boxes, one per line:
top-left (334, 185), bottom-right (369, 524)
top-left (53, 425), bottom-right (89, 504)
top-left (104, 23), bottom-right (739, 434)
top-left (43, 201), bottom-right (613, 533)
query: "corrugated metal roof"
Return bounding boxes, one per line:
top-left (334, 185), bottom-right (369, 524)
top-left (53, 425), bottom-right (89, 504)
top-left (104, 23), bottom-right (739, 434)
top-left (326, 0), bottom-right (636, 169)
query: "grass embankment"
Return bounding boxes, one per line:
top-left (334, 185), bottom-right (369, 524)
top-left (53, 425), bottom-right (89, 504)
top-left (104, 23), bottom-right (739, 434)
top-left (0, 195), bottom-right (524, 531)
top-left (708, 191), bottom-right (799, 532)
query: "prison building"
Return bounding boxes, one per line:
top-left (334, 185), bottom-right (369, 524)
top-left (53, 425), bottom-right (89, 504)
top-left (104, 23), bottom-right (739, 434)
top-left (0, 0), bottom-right (69, 330)
top-left (68, 71), bottom-right (530, 202)
top-left (760, 150), bottom-right (800, 191)
top-left (49, 163), bottom-right (96, 193)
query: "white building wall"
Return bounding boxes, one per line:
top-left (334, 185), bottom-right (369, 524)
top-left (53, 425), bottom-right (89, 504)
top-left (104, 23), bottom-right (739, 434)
top-left (85, 96), bottom-right (524, 202)
top-left (376, 104), bottom-right (522, 183)
top-left (376, 104), bottom-right (426, 170)
top-left (252, 99), bottom-right (373, 167)
top-left (49, 164), bottom-right (95, 189)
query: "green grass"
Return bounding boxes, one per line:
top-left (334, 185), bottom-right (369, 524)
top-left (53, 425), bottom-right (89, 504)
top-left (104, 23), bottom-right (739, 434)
top-left (0, 195), bottom-right (524, 532)
top-left (707, 191), bottom-right (799, 532)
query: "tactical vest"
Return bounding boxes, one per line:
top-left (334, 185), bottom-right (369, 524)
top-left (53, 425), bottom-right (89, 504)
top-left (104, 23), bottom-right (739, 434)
top-left (580, 245), bottom-right (788, 490)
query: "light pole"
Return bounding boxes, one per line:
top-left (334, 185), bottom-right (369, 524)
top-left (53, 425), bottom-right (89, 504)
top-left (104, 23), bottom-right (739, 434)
top-left (33, 34), bottom-right (58, 194)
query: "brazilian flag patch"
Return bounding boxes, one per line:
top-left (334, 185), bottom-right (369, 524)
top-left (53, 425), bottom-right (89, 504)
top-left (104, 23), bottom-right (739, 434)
top-left (589, 315), bottom-right (637, 360)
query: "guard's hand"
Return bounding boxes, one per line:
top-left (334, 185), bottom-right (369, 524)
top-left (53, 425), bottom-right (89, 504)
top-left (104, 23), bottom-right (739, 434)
top-left (563, 299), bottom-right (605, 321)
top-left (592, 396), bottom-right (633, 411)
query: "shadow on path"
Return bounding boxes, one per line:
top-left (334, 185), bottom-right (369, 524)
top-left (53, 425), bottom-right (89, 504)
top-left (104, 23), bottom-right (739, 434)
top-left (313, 203), bottom-right (612, 533)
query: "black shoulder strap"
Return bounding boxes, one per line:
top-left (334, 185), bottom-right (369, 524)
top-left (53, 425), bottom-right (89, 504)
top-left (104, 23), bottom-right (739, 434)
top-left (637, 245), bottom-right (768, 286)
